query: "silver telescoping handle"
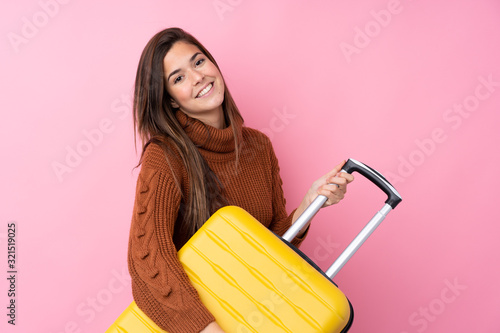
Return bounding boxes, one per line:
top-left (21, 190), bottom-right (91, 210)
top-left (282, 195), bottom-right (328, 243)
top-left (325, 203), bottom-right (392, 279)
top-left (282, 159), bottom-right (402, 279)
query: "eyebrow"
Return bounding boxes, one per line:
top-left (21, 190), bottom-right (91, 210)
top-left (166, 52), bottom-right (203, 82)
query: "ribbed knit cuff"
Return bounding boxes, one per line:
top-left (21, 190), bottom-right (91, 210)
top-left (134, 284), bottom-right (216, 333)
top-left (167, 301), bottom-right (215, 333)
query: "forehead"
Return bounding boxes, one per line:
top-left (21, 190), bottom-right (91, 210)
top-left (163, 41), bottom-right (202, 72)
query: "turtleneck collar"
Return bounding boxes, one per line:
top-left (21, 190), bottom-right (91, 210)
top-left (175, 110), bottom-right (242, 154)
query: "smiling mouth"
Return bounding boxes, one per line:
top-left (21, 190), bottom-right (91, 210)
top-left (196, 83), bottom-right (213, 98)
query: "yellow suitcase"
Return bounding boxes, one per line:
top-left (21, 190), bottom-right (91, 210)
top-left (107, 159), bottom-right (402, 333)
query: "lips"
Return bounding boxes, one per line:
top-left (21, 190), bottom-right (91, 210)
top-left (196, 83), bottom-right (213, 98)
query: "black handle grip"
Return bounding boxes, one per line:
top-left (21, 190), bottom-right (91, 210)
top-left (342, 159), bottom-right (402, 209)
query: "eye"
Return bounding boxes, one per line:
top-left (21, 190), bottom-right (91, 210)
top-left (195, 58), bottom-right (205, 66)
top-left (173, 75), bottom-right (183, 84)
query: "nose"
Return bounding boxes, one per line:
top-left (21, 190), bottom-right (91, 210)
top-left (191, 69), bottom-right (204, 85)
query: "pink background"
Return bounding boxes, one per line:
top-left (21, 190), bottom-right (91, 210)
top-left (2, 0), bottom-right (500, 332)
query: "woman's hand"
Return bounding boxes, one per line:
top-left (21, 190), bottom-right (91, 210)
top-left (200, 322), bottom-right (226, 333)
top-left (307, 160), bottom-right (354, 208)
top-left (292, 161), bottom-right (354, 234)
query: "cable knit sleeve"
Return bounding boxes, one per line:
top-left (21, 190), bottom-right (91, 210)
top-left (265, 138), bottom-right (309, 248)
top-left (127, 145), bottom-right (215, 332)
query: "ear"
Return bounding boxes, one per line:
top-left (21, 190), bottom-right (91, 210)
top-left (170, 98), bottom-right (180, 109)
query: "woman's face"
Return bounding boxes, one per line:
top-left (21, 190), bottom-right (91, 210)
top-left (163, 41), bottom-right (225, 124)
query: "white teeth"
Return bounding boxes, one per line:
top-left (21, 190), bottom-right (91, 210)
top-left (197, 83), bottom-right (212, 98)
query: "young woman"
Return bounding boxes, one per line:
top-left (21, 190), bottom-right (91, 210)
top-left (128, 27), bottom-right (354, 333)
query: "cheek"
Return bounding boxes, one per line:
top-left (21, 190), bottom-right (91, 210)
top-left (170, 85), bottom-right (192, 104)
top-left (214, 71), bottom-right (225, 97)
top-left (217, 80), bottom-right (225, 97)
top-left (207, 63), bottom-right (223, 81)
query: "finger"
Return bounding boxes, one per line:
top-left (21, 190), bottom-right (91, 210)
top-left (326, 175), bottom-right (347, 188)
top-left (324, 161), bottom-right (347, 179)
top-left (322, 183), bottom-right (342, 193)
top-left (317, 190), bottom-right (337, 206)
top-left (319, 182), bottom-right (346, 197)
top-left (339, 172), bottom-right (355, 183)
top-left (317, 187), bottom-right (344, 205)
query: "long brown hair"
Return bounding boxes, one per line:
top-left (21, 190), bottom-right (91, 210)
top-left (133, 27), bottom-right (244, 248)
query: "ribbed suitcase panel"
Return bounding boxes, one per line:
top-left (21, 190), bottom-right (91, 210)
top-left (179, 206), bottom-right (351, 333)
top-left (106, 301), bottom-right (165, 333)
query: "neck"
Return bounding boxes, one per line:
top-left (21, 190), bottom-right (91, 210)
top-left (181, 106), bottom-right (225, 129)
top-left (204, 107), bottom-right (225, 129)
